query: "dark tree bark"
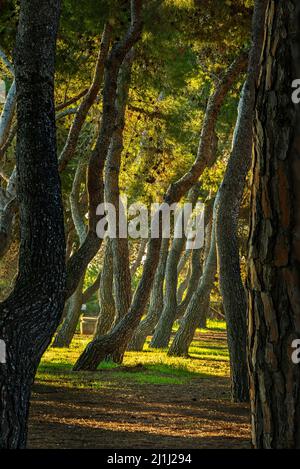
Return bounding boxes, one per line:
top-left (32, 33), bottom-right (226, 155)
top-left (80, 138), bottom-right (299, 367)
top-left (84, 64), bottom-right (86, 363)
top-left (248, 0), bottom-right (300, 448)
top-left (215, 0), bottom-right (268, 403)
top-left (0, 0), bottom-right (65, 448)
top-left (127, 238), bottom-right (169, 351)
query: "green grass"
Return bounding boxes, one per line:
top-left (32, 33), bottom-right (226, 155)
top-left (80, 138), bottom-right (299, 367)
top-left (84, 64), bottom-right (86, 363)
top-left (36, 319), bottom-right (229, 389)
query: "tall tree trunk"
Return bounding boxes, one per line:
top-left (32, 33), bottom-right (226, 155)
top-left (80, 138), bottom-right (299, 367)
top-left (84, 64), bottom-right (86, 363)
top-left (248, 0), bottom-right (300, 448)
top-left (105, 54), bottom-right (133, 330)
top-left (215, 0), bottom-right (268, 403)
top-left (95, 239), bottom-right (116, 337)
top-left (127, 238), bottom-right (169, 351)
top-left (0, 0), bottom-right (65, 448)
top-left (150, 184), bottom-right (201, 348)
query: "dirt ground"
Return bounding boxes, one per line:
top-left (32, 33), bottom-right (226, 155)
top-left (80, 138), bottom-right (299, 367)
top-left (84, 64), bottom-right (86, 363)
top-left (28, 375), bottom-right (250, 449)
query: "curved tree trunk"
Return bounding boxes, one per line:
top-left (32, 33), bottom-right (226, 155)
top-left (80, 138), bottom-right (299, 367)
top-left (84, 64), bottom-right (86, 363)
top-left (0, 0), bottom-right (65, 448)
top-left (127, 237), bottom-right (169, 351)
top-left (248, 0), bottom-right (300, 448)
top-left (215, 0), bottom-right (267, 402)
top-left (65, 1), bottom-right (143, 298)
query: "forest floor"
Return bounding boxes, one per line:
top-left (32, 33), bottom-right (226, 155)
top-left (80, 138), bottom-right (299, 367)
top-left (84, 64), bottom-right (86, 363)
top-left (28, 320), bottom-right (251, 449)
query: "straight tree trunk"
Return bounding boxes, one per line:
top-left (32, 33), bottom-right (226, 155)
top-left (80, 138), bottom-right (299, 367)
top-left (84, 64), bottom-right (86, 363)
top-left (248, 0), bottom-right (300, 448)
top-left (215, 0), bottom-right (268, 403)
top-left (0, 0), bottom-right (65, 448)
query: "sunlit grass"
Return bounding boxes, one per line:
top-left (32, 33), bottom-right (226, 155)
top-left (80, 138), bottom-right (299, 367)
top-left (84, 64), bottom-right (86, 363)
top-left (36, 319), bottom-right (229, 389)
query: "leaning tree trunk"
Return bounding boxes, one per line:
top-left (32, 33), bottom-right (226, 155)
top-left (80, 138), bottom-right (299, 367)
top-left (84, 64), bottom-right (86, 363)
top-left (127, 237), bottom-right (169, 351)
top-left (215, 0), bottom-right (267, 403)
top-left (150, 184), bottom-right (201, 348)
top-left (168, 203), bottom-right (217, 358)
top-left (0, 0), bottom-right (65, 448)
top-left (248, 0), bottom-right (300, 448)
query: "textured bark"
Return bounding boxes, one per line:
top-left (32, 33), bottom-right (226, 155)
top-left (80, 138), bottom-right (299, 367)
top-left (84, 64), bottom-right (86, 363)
top-left (168, 203), bottom-right (217, 358)
top-left (73, 50), bottom-right (246, 371)
top-left (127, 238), bottom-right (169, 351)
top-left (150, 184), bottom-right (201, 348)
top-left (95, 239), bottom-right (116, 337)
top-left (0, 0), bottom-right (65, 448)
top-left (248, 0), bottom-right (300, 448)
top-left (215, 0), bottom-right (268, 403)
